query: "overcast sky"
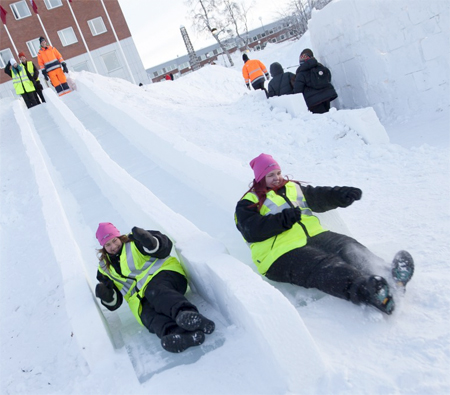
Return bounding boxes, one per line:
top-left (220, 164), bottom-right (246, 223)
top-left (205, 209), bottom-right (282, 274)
top-left (117, 0), bottom-right (291, 69)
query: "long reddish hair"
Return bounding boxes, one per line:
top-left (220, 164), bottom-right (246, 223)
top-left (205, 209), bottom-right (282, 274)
top-left (241, 177), bottom-right (290, 211)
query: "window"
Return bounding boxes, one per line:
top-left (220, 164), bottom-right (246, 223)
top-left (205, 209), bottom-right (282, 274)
top-left (26, 38), bottom-right (41, 57)
top-left (72, 61), bottom-right (89, 72)
top-left (58, 27), bottom-right (78, 46)
top-left (88, 17), bottom-right (107, 36)
top-left (0, 48), bottom-right (14, 68)
top-left (10, 0), bottom-right (31, 20)
top-left (102, 51), bottom-right (120, 72)
top-left (44, 0), bottom-right (62, 10)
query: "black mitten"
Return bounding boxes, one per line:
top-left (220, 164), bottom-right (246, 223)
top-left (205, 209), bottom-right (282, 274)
top-left (129, 226), bottom-right (157, 250)
top-left (282, 207), bottom-right (301, 228)
top-left (334, 187), bottom-right (362, 207)
top-left (42, 69), bottom-right (49, 81)
top-left (95, 282), bottom-right (114, 303)
top-left (61, 62), bottom-right (68, 73)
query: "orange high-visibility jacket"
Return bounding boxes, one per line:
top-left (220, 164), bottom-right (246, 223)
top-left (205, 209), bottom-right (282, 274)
top-left (242, 59), bottom-right (268, 84)
top-left (37, 46), bottom-right (64, 73)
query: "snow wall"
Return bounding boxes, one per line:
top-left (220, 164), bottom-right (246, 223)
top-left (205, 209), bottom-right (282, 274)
top-left (309, 0), bottom-right (450, 121)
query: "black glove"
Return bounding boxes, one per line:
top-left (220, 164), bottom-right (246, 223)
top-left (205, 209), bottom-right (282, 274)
top-left (61, 62), bottom-right (68, 73)
top-left (333, 187), bottom-right (362, 207)
top-left (36, 81), bottom-right (43, 90)
top-left (42, 70), bottom-right (49, 81)
top-left (129, 226), bottom-right (157, 250)
top-left (95, 282), bottom-right (114, 303)
top-left (282, 206), bottom-right (301, 228)
top-left (246, 83), bottom-right (251, 90)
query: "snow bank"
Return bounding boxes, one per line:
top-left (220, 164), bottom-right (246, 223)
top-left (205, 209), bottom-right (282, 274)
top-left (309, 0), bottom-right (450, 121)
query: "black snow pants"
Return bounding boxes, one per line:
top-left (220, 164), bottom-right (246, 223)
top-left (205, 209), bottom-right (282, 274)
top-left (251, 78), bottom-right (268, 98)
top-left (265, 231), bottom-right (385, 303)
top-left (140, 270), bottom-right (198, 338)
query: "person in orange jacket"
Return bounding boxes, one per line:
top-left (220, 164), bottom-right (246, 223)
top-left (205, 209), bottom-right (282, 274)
top-left (37, 37), bottom-right (71, 97)
top-left (242, 53), bottom-right (269, 97)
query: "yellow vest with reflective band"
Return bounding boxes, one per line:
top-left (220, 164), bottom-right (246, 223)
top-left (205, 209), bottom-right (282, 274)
top-left (242, 181), bottom-right (327, 275)
top-left (26, 61), bottom-right (39, 82)
top-left (98, 240), bottom-right (185, 325)
top-left (11, 66), bottom-right (35, 95)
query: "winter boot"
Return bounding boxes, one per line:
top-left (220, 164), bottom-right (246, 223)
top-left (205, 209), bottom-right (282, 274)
top-left (175, 310), bottom-right (215, 334)
top-left (360, 276), bottom-right (395, 315)
top-left (161, 330), bottom-right (205, 353)
top-left (392, 250), bottom-right (414, 287)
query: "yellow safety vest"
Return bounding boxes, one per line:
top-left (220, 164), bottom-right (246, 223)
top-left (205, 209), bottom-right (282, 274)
top-left (98, 240), bottom-right (185, 325)
top-left (11, 66), bottom-right (35, 95)
top-left (25, 61), bottom-right (39, 82)
top-left (241, 182), bottom-right (327, 275)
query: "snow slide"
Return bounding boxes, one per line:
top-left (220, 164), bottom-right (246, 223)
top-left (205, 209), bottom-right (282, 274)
top-left (14, 87), bottom-right (327, 390)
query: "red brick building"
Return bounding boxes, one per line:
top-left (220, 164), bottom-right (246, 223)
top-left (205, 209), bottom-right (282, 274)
top-left (0, 0), bottom-right (148, 98)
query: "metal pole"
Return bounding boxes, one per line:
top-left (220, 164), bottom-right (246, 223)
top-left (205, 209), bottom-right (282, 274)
top-left (99, 0), bottom-right (136, 84)
top-left (65, 0), bottom-right (99, 73)
top-left (3, 24), bottom-right (18, 55)
top-left (36, 14), bottom-right (52, 46)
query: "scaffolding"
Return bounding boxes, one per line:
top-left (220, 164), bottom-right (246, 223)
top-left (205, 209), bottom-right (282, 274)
top-left (180, 25), bottom-right (201, 71)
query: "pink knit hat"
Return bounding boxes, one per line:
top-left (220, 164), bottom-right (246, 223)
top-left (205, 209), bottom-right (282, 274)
top-left (249, 153), bottom-right (281, 182)
top-left (96, 222), bottom-right (120, 246)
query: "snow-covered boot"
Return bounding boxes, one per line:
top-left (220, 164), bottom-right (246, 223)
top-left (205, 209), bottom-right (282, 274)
top-left (175, 310), bottom-right (215, 334)
top-left (161, 330), bottom-right (205, 353)
top-left (392, 250), bottom-right (414, 287)
top-left (361, 276), bottom-right (395, 315)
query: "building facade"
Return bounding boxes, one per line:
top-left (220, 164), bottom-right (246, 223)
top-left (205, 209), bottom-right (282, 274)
top-left (147, 19), bottom-right (297, 83)
top-left (0, 0), bottom-right (148, 98)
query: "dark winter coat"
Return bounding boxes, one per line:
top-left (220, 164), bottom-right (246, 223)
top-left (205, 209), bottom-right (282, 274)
top-left (235, 183), bottom-right (351, 244)
top-left (267, 62), bottom-right (295, 98)
top-left (235, 182), bottom-right (375, 305)
top-left (96, 230), bottom-right (175, 311)
top-left (293, 57), bottom-right (337, 109)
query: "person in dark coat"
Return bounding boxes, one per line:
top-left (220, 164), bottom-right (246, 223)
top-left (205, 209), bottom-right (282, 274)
top-left (267, 62), bottom-right (295, 98)
top-left (18, 52), bottom-right (45, 104)
top-left (293, 48), bottom-right (338, 114)
top-left (94, 222), bottom-right (215, 353)
top-left (235, 154), bottom-right (415, 316)
top-left (4, 58), bottom-right (39, 109)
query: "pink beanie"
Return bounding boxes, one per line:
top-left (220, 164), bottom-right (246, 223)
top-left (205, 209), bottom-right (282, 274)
top-left (96, 222), bottom-right (121, 246)
top-left (249, 153), bottom-right (281, 182)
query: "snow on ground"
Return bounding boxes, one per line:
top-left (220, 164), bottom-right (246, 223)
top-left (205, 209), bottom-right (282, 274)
top-left (1, 0), bottom-right (449, 394)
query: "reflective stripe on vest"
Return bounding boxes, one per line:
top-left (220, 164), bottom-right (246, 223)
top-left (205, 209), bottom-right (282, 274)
top-left (11, 67), bottom-right (35, 94)
top-left (99, 242), bottom-right (167, 299)
top-left (44, 59), bottom-right (61, 72)
top-left (241, 181), bottom-right (326, 275)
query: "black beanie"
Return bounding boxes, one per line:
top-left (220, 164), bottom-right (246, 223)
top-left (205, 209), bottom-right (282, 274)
top-left (242, 53), bottom-right (249, 62)
top-left (39, 36), bottom-right (46, 43)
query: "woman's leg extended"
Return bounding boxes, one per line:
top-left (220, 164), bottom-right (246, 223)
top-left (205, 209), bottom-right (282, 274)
top-left (309, 231), bottom-right (386, 275)
top-left (266, 245), bottom-right (368, 302)
top-left (143, 270), bottom-right (197, 319)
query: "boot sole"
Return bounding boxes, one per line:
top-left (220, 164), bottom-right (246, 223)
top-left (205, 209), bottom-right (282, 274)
top-left (176, 311), bottom-right (215, 334)
top-left (161, 330), bottom-right (205, 353)
top-left (392, 250), bottom-right (415, 287)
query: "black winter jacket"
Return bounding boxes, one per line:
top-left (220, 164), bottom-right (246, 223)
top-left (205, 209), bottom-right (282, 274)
top-left (293, 58), bottom-right (337, 108)
top-left (235, 183), bottom-right (353, 243)
top-left (268, 62), bottom-right (295, 98)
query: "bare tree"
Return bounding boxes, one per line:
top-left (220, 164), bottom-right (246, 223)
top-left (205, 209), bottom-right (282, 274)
top-left (222, 0), bottom-right (253, 51)
top-left (186, 0), bottom-right (234, 67)
top-left (278, 0), bottom-right (333, 39)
